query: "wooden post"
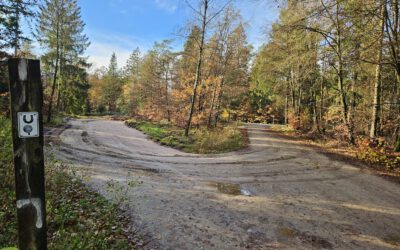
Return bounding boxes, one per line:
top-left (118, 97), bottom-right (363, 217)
top-left (8, 58), bottom-right (47, 250)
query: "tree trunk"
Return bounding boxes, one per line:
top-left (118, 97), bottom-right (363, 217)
top-left (56, 46), bottom-right (64, 112)
top-left (297, 88), bottom-right (301, 128)
top-left (395, 72), bottom-right (400, 152)
top-left (320, 74), bottom-right (325, 131)
top-left (13, 0), bottom-right (20, 56)
top-left (349, 42), bottom-right (360, 142)
top-left (312, 90), bottom-right (320, 132)
top-left (208, 82), bottom-right (218, 127)
top-left (384, 0), bottom-right (400, 150)
top-left (370, 3), bottom-right (385, 139)
top-left (348, 71), bottom-right (356, 141)
top-left (47, 18), bottom-right (60, 123)
top-left (165, 71), bottom-right (170, 121)
top-left (337, 60), bottom-right (354, 144)
top-left (285, 79), bottom-right (289, 125)
top-left (395, 127), bottom-right (400, 152)
top-left (338, 61), bottom-right (348, 125)
top-left (334, 1), bottom-right (354, 144)
top-left (185, 0), bottom-right (208, 136)
top-left (214, 78), bottom-right (225, 127)
top-left (290, 68), bottom-right (296, 111)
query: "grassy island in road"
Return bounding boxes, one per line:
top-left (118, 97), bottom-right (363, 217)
top-left (125, 119), bottom-right (247, 154)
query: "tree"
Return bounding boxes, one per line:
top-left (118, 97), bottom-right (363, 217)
top-left (0, 0), bottom-right (37, 115)
top-left (370, 1), bottom-right (386, 139)
top-left (184, 0), bottom-right (233, 136)
top-left (253, 0), bottom-right (400, 152)
top-left (184, 0), bottom-right (209, 136)
top-left (101, 53), bottom-right (122, 112)
top-left (88, 67), bottom-right (107, 113)
top-left (383, 0), bottom-right (400, 151)
top-left (252, 1), bottom-right (320, 128)
top-left (174, 26), bottom-right (201, 125)
top-left (151, 40), bottom-right (176, 121)
top-left (0, 0), bottom-right (36, 56)
top-left (205, 6), bottom-right (249, 126)
top-left (213, 23), bottom-right (251, 125)
top-left (36, 0), bottom-right (90, 122)
top-left (120, 47), bottom-right (143, 115)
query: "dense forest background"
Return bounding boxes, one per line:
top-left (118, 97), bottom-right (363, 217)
top-left (0, 0), bottom-right (399, 152)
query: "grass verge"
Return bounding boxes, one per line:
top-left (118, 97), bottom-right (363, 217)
top-left (0, 116), bottom-right (140, 249)
top-left (43, 114), bottom-right (66, 127)
top-left (125, 119), bottom-right (246, 154)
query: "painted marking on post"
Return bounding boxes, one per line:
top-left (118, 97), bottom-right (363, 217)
top-left (18, 112), bottom-right (39, 138)
top-left (16, 198), bottom-right (43, 228)
top-left (18, 59), bottom-right (28, 81)
top-left (9, 59), bottom-right (47, 249)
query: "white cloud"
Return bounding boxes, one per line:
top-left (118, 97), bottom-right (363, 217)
top-left (155, 0), bottom-right (178, 13)
top-left (85, 31), bottom-right (150, 70)
top-left (86, 42), bottom-right (131, 70)
top-left (234, 1), bottom-right (280, 50)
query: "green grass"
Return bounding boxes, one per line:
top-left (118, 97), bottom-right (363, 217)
top-left (0, 116), bottom-right (140, 249)
top-left (125, 119), bottom-right (246, 154)
top-left (44, 114), bottom-right (66, 127)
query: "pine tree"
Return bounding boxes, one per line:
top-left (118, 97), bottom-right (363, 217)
top-left (101, 53), bottom-right (122, 112)
top-left (0, 0), bottom-right (36, 56)
top-left (120, 47), bottom-right (142, 115)
top-left (36, 0), bottom-right (90, 121)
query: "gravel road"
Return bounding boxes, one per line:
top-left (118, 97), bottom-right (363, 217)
top-left (49, 119), bottom-right (400, 250)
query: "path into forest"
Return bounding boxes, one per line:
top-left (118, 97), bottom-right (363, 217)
top-left (49, 119), bottom-right (400, 250)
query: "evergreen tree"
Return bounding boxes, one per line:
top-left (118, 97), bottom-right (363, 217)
top-left (36, 0), bottom-right (90, 121)
top-left (101, 53), bottom-right (122, 112)
top-left (120, 48), bottom-right (143, 115)
top-left (0, 0), bottom-right (36, 115)
top-left (0, 0), bottom-right (36, 56)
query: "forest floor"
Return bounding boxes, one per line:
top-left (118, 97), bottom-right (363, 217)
top-left (49, 118), bottom-right (400, 249)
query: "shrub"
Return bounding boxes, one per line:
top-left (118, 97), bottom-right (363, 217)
top-left (0, 117), bottom-right (13, 189)
top-left (356, 137), bottom-right (400, 170)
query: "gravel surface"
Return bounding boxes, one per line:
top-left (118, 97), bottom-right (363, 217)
top-left (49, 119), bottom-right (400, 250)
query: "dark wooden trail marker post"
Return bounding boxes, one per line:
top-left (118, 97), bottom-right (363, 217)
top-left (8, 58), bottom-right (47, 250)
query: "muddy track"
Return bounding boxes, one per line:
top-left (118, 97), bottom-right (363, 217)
top-left (48, 119), bottom-right (400, 250)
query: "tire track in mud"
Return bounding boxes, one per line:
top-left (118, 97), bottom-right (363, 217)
top-left (48, 119), bottom-right (400, 250)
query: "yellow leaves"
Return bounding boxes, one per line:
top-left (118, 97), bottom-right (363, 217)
top-left (122, 84), bottom-right (130, 97)
top-left (356, 137), bottom-right (400, 170)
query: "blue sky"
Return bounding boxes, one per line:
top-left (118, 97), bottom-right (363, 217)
top-left (77, 0), bottom-right (280, 69)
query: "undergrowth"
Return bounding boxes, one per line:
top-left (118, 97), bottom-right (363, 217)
top-left (356, 138), bottom-right (400, 170)
top-left (125, 119), bottom-right (246, 154)
top-left (43, 114), bottom-right (66, 127)
top-left (270, 123), bottom-right (400, 171)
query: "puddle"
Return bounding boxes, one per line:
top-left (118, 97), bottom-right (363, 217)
top-left (137, 167), bottom-right (161, 173)
top-left (81, 131), bottom-right (89, 143)
top-left (276, 227), bottom-right (332, 248)
top-left (296, 230), bottom-right (332, 249)
top-left (208, 182), bottom-right (253, 196)
top-left (277, 227), bottom-right (296, 238)
top-left (241, 189), bottom-right (252, 196)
